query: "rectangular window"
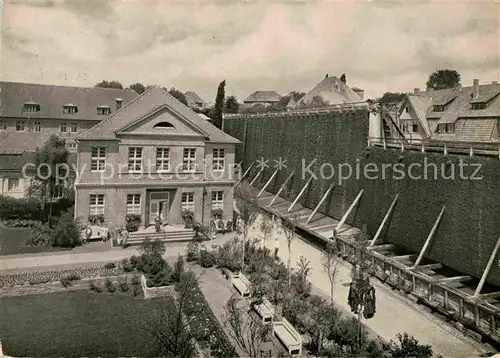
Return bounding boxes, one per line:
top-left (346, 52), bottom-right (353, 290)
top-left (97, 106), bottom-right (111, 115)
top-left (472, 102), bottom-right (487, 110)
top-left (16, 120), bottom-right (25, 132)
top-left (433, 105), bottom-right (445, 112)
top-left (91, 147), bottom-right (106, 171)
top-left (401, 121), bottom-right (418, 133)
top-left (70, 123), bottom-right (78, 133)
top-left (0, 120), bottom-right (7, 131)
top-left (405, 106), bottom-right (409, 113)
top-left (89, 194), bottom-right (105, 215)
top-left (63, 105), bottom-right (78, 114)
top-left (60, 122), bottom-right (67, 133)
top-left (438, 123), bottom-right (455, 134)
top-left (181, 192), bottom-right (195, 211)
top-left (7, 178), bottom-right (19, 192)
top-left (52, 179), bottom-right (65, 199)
top-left (213, 149), bottom-right (225, 171)
top-left (128, 147), bottom-right (143, 172)
top-left (126, 194), bottom-right (141, 215)
top-left (211, 191), bottom-right (224, 210)
top-left (67, 143), bottom-right (77, 149)
top-left (156, 148), bottom-right (170, 171)
top-left (23, 103), bottom-right (40, 112)
top-left (34, 121), bottom-right (41, 132)
top-left (182, 148), bottom-right (196, 172)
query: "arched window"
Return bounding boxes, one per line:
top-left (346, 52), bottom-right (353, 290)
top-left (153, 121), bottom-right (175, 129)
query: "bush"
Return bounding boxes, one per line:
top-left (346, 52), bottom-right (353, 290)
top-left (131, 275), bottom-right (141, 287)
top-left (388, 333), bottom-right (433, 358)
top-left (89, 280), bottom-right (102, 293)
top-left (125, 214), bottom-right (141, 232)
top-left (186, 241), bottom-right (200, 262)
top-left (122, 258), bottom-right (134, 272)
top-left (52, 212), bottom-right (81, 248)
top-left (107, 282), bottom-right (117, 293)
top-left (181, 209), bottom-right (195, 229)
top-left (60, 274), bottom-right (80, 288)
top-left (132, 285), bottom-right (142, 297)
top-left (104, 262), bottom-right (117, 270)
top-left (173, 254), bottom-right (185, 282)
top-left (29, 277), bottom-right (51, 285)
top-left (198, 249), bottom-right (216, 268)
top-left (4, 219), bottom-right (39, 228)
top-left (0, 195), bottom-right (40, 220)
top-left (118, 276), bottom-right (129, 292)
top-left (26, 222), bottom-right (53, 247)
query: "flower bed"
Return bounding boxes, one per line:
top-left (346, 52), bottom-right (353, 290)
top-left (1, 219), bottom-right (39, 228)
top-left (0, 265), bottom-right (121, 288)
top-left (179, 275), bottom-right (237, 357)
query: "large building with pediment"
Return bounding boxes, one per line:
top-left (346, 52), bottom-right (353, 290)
top-left (74, 86), bottom-right (239, 229)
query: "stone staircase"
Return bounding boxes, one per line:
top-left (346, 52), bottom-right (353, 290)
top-left (125, 226), bottom-right (196, 246)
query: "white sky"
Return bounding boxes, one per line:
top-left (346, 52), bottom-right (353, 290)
top-left (2, 0), bottom-right (499, 102)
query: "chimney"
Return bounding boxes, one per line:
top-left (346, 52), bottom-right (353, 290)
top-left (473, 79), bottom-right (479, 98)
top-left (414, 88), bottom-right (421, 95)
top-left (115, 98), bottom-right (124, 111)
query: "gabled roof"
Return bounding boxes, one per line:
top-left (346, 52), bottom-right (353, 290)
top-left (77, 86), bottom-right (239, 144)
top-left (406, 95), bottom-right (432, 136)
top-left (296, 76), bottom-right (363, 107)
top-left (0, 82), bottom-right (138, 120)
top-left (286, 96), bottom-right (297, 109)
top-left (185, 91), bottom-right (207, 106)
top-left (0, 151), bottom-right (76, 171)
top-left (243, 91), bottom-right (281, 103)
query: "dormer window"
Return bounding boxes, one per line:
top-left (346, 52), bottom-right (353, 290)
top-left (23, 102), bottom-right (40, 112)
top-left (153, 121), bottom-right (175, 129)
top-left (471, 102), bottom-right (487, 110)
top-left (63, 104), bottom-right (78, 114)
top-left (97, 106), bottom-right (111, 115)
top-left (433, 105), bottom-right (445, 112)
top-left (438, 123), bottom-right (455, 133)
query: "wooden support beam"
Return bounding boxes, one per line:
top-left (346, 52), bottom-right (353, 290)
top-left (306, 183), bottom-right (335, 225)
top-left (474, 234), bottom-right (500, 297)
top-left (472, 291), bottom-right (500, 301)
top-left (257, 169), bottom-right (278, 198)
top-left (412, 205), bottom-right (445, 269)
top-left (370, 194), bottom-right (399, 247)
top-left (234, 162), bottom-right (254, 187)
top-left (417, 263), bottom-right (442, 270)
top-left (267, 171), bottom-right (294, 207)
top-left (335, 189), bottom-right (364, 233)
top-left (249, 167), bottom-right (264, 187)
top-left (368, 244), bottom-right (395, 252)
top-left (392, 254), bottom-right (415, 261)
top-left (287, 175), bottom-right (314, 213)
top-left (435, 275), bottom-right (471, 284)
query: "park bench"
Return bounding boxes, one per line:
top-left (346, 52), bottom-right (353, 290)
top-left (254, 296), bottom-right (275, 323)
top-left (231, 272), bottom-right (251, 298)
top-left (81, 225), bottom-right (109, 242)
top-left (273, 317), bottom-right (302, 356)
top-left (210, 219), bottom-right (233, 234)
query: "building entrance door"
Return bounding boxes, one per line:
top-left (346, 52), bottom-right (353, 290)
top-left (149, 192), bottom-right (170, 224)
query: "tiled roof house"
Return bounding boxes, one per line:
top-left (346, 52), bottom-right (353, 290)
top-left (0, 82), bottom-right (138, 152)
top-left (243, 91), bottom-right (281, 105)
top-left (398, 79), bottom-right (500, 143)
top-left (185, 91), bottom-right (207, 110)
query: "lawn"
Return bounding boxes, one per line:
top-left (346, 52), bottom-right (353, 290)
top-left (0, 226), bottom-right (68, 255)
top-left (0, 291), bottom-right (173, 357)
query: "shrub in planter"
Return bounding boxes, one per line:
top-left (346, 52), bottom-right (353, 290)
top-left (52, 212), bottom-right (81, 248)
top-left (88, 214), bottom-right (105, 225)
top-left (181, 209), bottom-right (195, 229)
top-left (132, 285), bottom-right (142, 297)
top-left (29, 277), bottom-right (51, 285)
top-left (122, 258), bottom-right (134, 272)
top-left (26, 222), bottom-right (53, 247)
top-left (60, 274), bottom-right (80, 288)
top-left (212, 208), bottom-right (223, 220)
top-left (173, 254), bottom-right (185, 282)
top-left (198, 249), bottom-right (216, 268)
top-left (131, 275), bottom-right (141, 287)
top-left (89, 280), bottom-right (102, 293)
top-left (125, 214), bottom-right (141, 232)
top-left (118, 276), bottom-right (129, 292)
top-left (186, 241), bottom-right (200, 262)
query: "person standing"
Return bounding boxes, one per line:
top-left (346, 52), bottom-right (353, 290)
top-left (274, 237), bottom-right (280, 259)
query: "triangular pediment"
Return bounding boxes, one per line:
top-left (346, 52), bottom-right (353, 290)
top-left (116, 105), bottom-right (207, 137)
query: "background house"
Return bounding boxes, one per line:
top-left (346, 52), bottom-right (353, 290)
top-left (293, 74), bottom-right (364, 108)
top-left (0, 82), bottom-right (137, 152)
top-left (185, 91), bottom-right (208, 111)
top-left (243, 90), bottom-right (281, 107)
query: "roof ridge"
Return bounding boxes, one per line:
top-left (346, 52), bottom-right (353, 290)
top-left (0, 81), bottom-right (136, 93)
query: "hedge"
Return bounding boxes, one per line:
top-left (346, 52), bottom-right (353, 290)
top-left (0, 195), bottom-right (74, 221)
top-left (224, 111), bottom-right (500, 287)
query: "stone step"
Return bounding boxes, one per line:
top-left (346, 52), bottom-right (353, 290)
top-left (125, 229), bottom-right (196, 245)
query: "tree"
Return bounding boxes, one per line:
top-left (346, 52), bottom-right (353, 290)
top-left (145, 274), bottom-right (199, 358)
top-left (280, 212), bottom-right (299, 286)
top-left (426, 69), bottom-right (461, 90)
top-left (129, 82), bottom-right (146, 94)
top-left (278, 91), bottom-right (305, 109)
top-left (340, 73), bottom-right (346, 84)
top-left (52, 212), bottom-right (81, 248)
top-left (29, 135), bottom-right (70, 226)
top-left (167, 87), bottom-right (188, 106)
top-left (259, 215), bottom-right (274, 246)
top-left (301, 295), bottom-right (340, 353)
top-left (235, 182), bottom-right (258, 270)
top-left (389, 333), bottom-right (433, 358)
top-left (377, 92), bottom-right (406, 105)
top-left (222, 297), bottom-right (272, 358)
top-left (291, 255), bottom-right (312, 297)
top-left (321, 242), bottom-right (340, 305)
top-left (95, 80), bottom-right (123, 89)
top-left (224, 95), bottom-right (239, 114)
top-left (211, 80), bottom-right (226, 129)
